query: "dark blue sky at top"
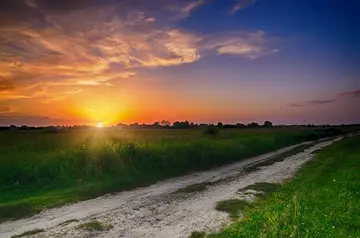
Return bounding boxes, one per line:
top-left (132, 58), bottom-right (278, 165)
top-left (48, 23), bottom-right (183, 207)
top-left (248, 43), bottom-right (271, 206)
top-left (180, 0), bottom-right (359, 68)
top-left (183, 0), bottom-right (357, 44)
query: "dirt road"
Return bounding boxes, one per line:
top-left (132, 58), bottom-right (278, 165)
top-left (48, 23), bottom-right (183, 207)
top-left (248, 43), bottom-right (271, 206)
top-left (0, 137), bottom-right (343, 238)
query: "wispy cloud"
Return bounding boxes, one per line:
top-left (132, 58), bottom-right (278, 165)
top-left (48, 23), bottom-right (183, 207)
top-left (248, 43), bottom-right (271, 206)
top-left (162, 0), bottom-right (206, 20)
top-left (307, 99), bottom-right (336, 105)
top-left (288, 89), bottom-right (360, 108)
top-left (0, 81), bottom-right (15, 92)
top-left (287, 103), bottom-right (304, 108)
top-left (0, 105), bottom-right (17, 114)
top-left (339, 89), bottom-right (360, 98)
top-left (201, 31), bottom-right (278, 59)
top-left (230, 0), bottom-right (256, 15)
top-left (178, 0), bottom-right (205, 15)
top-left (287, 99), bottom-right (336, 108)
top-left (0, 94), bottom-right (30, 100)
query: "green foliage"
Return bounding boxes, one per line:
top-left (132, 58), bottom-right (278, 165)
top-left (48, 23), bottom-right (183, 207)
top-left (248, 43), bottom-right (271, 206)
top-left (211, 135), bottom-right (360, 238)
top-left (263, 121), bottom-right (273, 128)
top-left (59, 219), bottom-right (79, 226)
top-left (0, 128), bottom-right (349, 221)
top-left (190, 231), bottom-right (206, 238)
top-left (203, 125), bottom-right (219, 135)
top-left (175, 183), bottom-right (208, 193)
top-left (11, 229), bottom-right (44, 238)
top-left (215, 199), bottom-right (253, 219)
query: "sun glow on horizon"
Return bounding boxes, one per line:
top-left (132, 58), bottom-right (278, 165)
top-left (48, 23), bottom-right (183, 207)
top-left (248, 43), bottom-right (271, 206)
top-left (97, 123), bottom-right (103, 128)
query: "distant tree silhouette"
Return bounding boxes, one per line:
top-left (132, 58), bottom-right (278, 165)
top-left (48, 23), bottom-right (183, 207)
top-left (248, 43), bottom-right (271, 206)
top-left (19, 125), bottom-right (28, 130)
top-left (236, 123), bottom-right (246, 128)
top-left (263, 121), bottom-right (273, 128)
top-left (247, 122), bottom-right (259, 128)
top-left (160, 120), bottom-right (171, 128)
top-left (173, 120), bottom-right (191, 129)
top-left (217, 122), bottom-right (223, 128)
top-left (173, 121), bottom-right (181, 129)
top-left (117, 123), bottom-right (127, 129)
top-left (152, 122), bottom-right (161, 129)
top-left (9, 125), bottom-right (17, 130)
top-left (129, 123), bottom-right (140, 129)
top-left (198, 123), bottom-right (208, 129)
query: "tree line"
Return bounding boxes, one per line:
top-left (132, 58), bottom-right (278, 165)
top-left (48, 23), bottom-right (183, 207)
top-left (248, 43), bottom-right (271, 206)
top-left (115, 120), bottom-right (274, 129)
top-left (1, 122), bottom-right (359, 131)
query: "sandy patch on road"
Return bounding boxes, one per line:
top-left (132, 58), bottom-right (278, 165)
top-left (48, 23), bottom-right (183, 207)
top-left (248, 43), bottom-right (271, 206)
top-left (0, 137), bottom-right (343, 238)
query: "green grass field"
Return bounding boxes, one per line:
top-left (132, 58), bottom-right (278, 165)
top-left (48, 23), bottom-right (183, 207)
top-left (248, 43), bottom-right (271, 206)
top-left (0, 127), bottom-right (351, 222)
top-left (209, 135), bottom-right (360, 238)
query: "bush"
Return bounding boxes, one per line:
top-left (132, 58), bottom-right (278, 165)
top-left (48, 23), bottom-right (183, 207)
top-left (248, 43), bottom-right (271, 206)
top-left (189, 231), bottom-right (206, 238)
top-left (203, 125), bottom-right (219, 135)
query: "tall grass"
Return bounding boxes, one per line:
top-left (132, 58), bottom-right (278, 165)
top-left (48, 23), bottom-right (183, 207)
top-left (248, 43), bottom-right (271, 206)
top-left (210, 135), bottom-right (360, 238)
top-left (0, 128), bottom-right (348, 221)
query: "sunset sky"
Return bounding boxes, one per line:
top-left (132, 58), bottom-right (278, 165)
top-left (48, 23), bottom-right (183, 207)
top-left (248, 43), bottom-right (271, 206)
top-left (0, 0), bottom-right (359, 126)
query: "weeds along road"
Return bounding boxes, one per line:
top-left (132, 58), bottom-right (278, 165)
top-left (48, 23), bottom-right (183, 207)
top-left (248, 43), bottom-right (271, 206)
top-left (0, 136), bottom-right (345, 238)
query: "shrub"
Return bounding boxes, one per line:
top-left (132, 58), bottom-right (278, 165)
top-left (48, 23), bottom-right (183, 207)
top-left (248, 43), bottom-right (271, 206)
top-left (189, 231), bottom-right (206, 238)
top-left (203, 125), bottom-right (219, 135)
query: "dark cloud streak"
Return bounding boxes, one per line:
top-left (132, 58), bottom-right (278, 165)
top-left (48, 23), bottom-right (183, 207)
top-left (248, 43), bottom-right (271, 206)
top-left (0, 0), bottom-right (117, 27)
top-left (287, 99), bottom-right (336, 108)
top-left (0, 81), bottom-right (15, 92)
top-left (287, 103), bottom-right (304, 108)
top-left (339, 89), bottom-right (360, 98)
top-left (307, 99), bottom-right (336, 105)
top-left (288, 89), bottom-right (360, 108)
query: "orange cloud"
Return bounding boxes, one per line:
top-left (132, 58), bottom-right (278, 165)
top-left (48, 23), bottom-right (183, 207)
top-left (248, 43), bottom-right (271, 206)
top-left (0, 105), bottom-right (17, 114)
top-left (0, 4), bottom-right (204, 98)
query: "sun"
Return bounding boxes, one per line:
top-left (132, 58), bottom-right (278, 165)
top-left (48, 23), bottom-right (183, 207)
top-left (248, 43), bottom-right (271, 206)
top-left (97, 123), bottom-right (103, 128)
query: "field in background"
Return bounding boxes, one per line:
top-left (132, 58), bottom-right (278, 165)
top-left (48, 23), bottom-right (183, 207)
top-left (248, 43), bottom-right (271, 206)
top-left (210, 134), bottom-right (360, 238)
top-left (0, 127), bottom-right (354, 222)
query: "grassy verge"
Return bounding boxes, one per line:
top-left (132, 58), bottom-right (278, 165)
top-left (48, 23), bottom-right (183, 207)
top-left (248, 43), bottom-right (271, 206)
top-left (215, 199), bottom-right (253, 219)
top-left (190, 231), bottom-right (207, 238)
top-left (243, 143), bottom-right (318, 172)
top-left (11, 229), bottom-right (44, 238)
top-left (177, 141), bottom-right (311, 194)
top-left (210, 135), bottom-right (360, 238)
top-left (59, 219), bottom-right (79, 226)
top-left (0, 128), bottom-right (351, 222)
top-left (175, 183), bottom-right (208, 193)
